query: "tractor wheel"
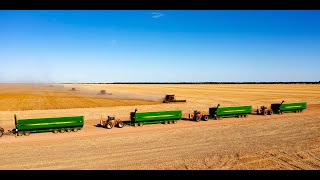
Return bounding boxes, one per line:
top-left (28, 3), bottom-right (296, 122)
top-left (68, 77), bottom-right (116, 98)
top-left (67, 128), bottom-right (72, 133)
top-left (60, 129), bottom-right (65, 133)
top-left (53, 129), bottom-right (59, 134)
top-left (139, 122), bottom-right (143, 127)
top-left (25, 131), bottom-right (30, 136)
top-left (195, 116), bottom-right (201, 122)
top-left (203, 116), bottom-right (209, 121)
top-left (117, 121), bottom-right (124, 128)
top-left (269, 110), bottom-right (273, 115)
top-left (106, 122), bottom-right (113, 129)
top-left (257, 110), bottom-right (261, 115)
top-left (263, 111), bottom-right (268, 116)
top-left (17, 131), bottom-right (23, 136)
top-left (73, 128), bottom-right (78, 132)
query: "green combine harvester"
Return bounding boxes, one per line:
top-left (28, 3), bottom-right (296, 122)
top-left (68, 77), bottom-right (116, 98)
top-left (130, 109), bottom-right (182, 126)
top-left (209, 104), bottom-right (252, 120)
top-left (271, 100), bottom-right (307, 114)
top-left (13, 115), bottom-right (84, 136)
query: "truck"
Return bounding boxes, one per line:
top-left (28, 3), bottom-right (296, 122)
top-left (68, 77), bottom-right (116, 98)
top-left (271, 101), bottom-right (307, 114)
top-left (130, 108), bottom-right (182, 126)
top-left (209, 104), bottom-right (252, 120)
top-left (13, 115), bottom-right (84, 136)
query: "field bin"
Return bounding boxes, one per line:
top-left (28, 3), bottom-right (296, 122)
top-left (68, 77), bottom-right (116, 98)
top-left (271, 102), bottom-right (307, 114)
top-left (130, 110), bottom-right (182, 126)
top-left (14, 115), bottom-right (84, 136)
top-left (209, 105), bottom-right (252, 119)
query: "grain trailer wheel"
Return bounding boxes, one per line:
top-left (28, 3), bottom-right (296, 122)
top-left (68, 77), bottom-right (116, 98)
top-left (139, 122), bottom-right (143, 127)
top-left (67, 128), bottom-right (72, 133)
top-left (164, 121), bottom-right (168, 125)
top-left (173, 120), bottom-right (177, 124)
top-left (53, 129), bottom-right (59, 134)
top-left (73, 128), bottom-right (78, 132)
top-left (60, 129), bottom-right (65, 133)
top-left (25, 131), bottom-right (30, 136)
top-left (17, 131), bottom-right (23, 136)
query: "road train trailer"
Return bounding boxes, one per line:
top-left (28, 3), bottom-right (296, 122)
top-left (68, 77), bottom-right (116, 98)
top-left (209, 104), bottom-right (252, 120)
top-left (12, 115), bottom-right (84, 136)
top-left (271, 101), bottom-right (307, 114)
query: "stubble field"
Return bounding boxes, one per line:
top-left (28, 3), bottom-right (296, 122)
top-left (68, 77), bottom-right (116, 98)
top-left (0, 84), bottom-right (319, 170)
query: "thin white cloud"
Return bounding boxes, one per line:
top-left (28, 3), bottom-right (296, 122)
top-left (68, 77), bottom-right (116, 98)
top-left (151, 12), bottom-right (164, 19)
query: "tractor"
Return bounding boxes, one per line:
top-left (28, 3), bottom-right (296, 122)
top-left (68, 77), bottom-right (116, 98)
top-left (256, 106), bottom-right (273, 115)
top-left (189, 110), bottom-right (210, 122)
top-left (100, 116), bottom-right (124, 129)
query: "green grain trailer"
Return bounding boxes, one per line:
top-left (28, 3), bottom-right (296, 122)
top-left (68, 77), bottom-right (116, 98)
top-left (130, 109), bottom-right (182, 126)
top-left (14, 115), bottom-right (84, 136)
top-left (209, 104), bottom-right (252, 120)
top-left (271, 101), bottom-right (306, 114)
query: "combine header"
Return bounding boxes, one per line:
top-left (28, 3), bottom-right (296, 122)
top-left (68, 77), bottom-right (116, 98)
top-left (163, 95), bottom-right (186, 103)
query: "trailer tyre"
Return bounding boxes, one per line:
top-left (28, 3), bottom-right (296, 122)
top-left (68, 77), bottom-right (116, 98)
top-left (139, 122), bottom-right (143, 127)
top-left (173, 120), bottom-right (177, 124)
top-left (53, 129), bottom-right (59, 134)
top-left (60, 129), bottom-right (65, 133)
top-left (73, 128), bottom-right (78, 132)
top-left (25, 131), bottom-right (30, 136)
top-left (164, 121), bottom-right (168, 125)
top-left (67, 128), bottom-right (72, 133)
top-left (17, 131), bottom-right (23, 136)
top-left (203, 116), bottom-right (209, 121)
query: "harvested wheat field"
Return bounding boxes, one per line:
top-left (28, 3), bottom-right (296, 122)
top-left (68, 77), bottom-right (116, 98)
top-left (0, 84), bottom-right (320, 170)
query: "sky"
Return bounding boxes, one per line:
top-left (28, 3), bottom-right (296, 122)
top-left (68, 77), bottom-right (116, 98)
top-left (0, 10), bottom-right (320, 83)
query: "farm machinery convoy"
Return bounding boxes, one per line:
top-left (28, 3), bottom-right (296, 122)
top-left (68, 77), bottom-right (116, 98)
top-left (0, 101), bottom-right (307, 138)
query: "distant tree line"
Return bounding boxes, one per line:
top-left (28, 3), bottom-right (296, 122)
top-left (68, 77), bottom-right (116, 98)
top-left (62, 81), bottom-right (320, 84)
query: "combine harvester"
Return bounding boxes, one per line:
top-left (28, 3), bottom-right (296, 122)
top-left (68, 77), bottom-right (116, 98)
top-left (209, 104), bottom-right (252, 120)
top-left (163, 94), bottom-right (186, 103)
top-left (6, 115), bottom-right (84, 136)
top-left (271, 100), bottom-right (307, 114)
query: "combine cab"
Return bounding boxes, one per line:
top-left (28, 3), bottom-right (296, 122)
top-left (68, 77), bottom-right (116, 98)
top-left (163, 95), bottom-right (186, 103)
top-left (100, 116), bottom-right (124, 129)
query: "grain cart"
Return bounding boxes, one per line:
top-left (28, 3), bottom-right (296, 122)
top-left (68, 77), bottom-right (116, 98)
top-left (209, 104), bottom-right (252, 120)
top-left (130, 108), bottom-right (182, 126)
top-left (0, 127), bottom-right (4, 138)
top-left (163, 95), bottom-right (186, 103)
top-left (13, 115), bottom-right (84, 136)
top-left (188, 110), bottom-right (210, 122)
top-left (256, 106), bottom-right (273, 115)
top-left (99, 116), bottom-right (124, 129)
top-left (271, 101), bottom-right (307, 114)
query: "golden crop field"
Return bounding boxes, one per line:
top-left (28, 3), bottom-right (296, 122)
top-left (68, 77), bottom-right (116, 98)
top-left (0, 84), bottom-right (161, 111)
top-left (0, 83), bottom-right (320, 170)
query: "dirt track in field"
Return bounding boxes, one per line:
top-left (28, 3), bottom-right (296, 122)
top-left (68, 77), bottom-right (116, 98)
top-left (0, 84), bottom-right (319, 169)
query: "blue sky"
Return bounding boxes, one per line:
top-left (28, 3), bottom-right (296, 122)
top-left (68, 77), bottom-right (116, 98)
top-left (0, 10), bottom-right (319, 83)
